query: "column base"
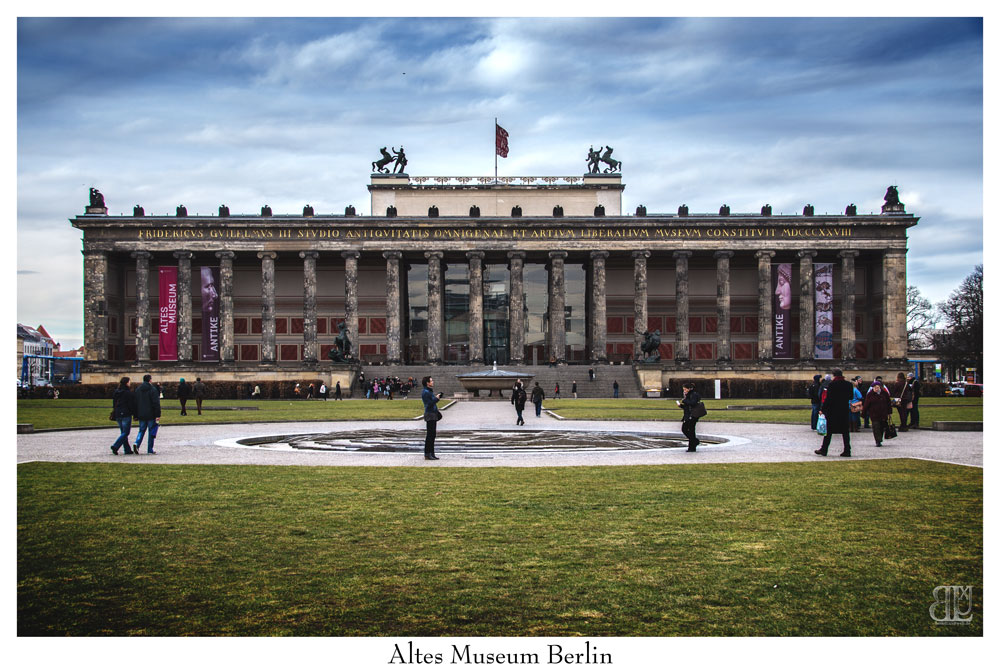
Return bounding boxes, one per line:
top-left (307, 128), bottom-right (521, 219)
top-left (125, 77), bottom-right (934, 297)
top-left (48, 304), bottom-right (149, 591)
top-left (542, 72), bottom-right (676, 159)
top-left (469, 357), bottom-right (485, 366)
top-left (386, 358), bottom-right (403, 366)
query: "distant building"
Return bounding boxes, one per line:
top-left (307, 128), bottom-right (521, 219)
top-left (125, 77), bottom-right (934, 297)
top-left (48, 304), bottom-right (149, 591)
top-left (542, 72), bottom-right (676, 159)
top-left (17, 324), bottom-right (54, 383)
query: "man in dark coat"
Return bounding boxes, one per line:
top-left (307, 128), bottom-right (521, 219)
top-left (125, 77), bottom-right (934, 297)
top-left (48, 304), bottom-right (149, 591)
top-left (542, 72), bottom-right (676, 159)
top-left (678, 382), bottom-right (702, 452)
top-left (193, 377), bottom-right (207, 415)
top-left (862, 380), bottom-right (893, 447)
top-left (177, 377), bottom-right (191, 415)
top-left (907, 372), bottom-right (922, 428)
top-left (815, 368), bottom-right (854, 457)
top-left (808, 374), bottom-right (823, 430)
top-left (530, 382), bottom-right (545, 417)
top-left (421, 376), bottom-right (443, 460)
top-left (511, 380), bottom-right (528, 425)
top-left (133, 374), bottom-right (162, 454)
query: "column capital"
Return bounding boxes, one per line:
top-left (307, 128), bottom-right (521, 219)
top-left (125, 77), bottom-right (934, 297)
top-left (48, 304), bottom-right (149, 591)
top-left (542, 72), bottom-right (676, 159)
top-left (172, 250), bottom-right (193, 260)
top-left (713, 250), bottom-right (735, 260)
top-left (507, 250), bottom-right (526, 261)
top-left (466, 250), bottom-right (485, 261)
top-left (796, 249), bottom-right (818, 259)
top-left (672, 250), bottom-right (692, 260)
top-left (548, 251), bottom-right (568, 260)
top-left (299, 250), bottom-right (320, 260)
top-left (341, 250), bottom-right (360, 260)
top-left (214, 250), bottom-right (235, 260)
top-left (130, 250), bottom-right (151, 260)
top-left (257, 251), bottom-right (277, 260)
top-left (632, 250), bottom-right (651, 260)
top-left (589, 250), bottom-right (609, 261)
top-left (383, 250), bottom-right (403, 261)
top-left (755, 250), bottom-right (776, 260)
top-left (425, 251), bottom-right (444, 261)
top-left (838, 250), bottom-right (860, 259)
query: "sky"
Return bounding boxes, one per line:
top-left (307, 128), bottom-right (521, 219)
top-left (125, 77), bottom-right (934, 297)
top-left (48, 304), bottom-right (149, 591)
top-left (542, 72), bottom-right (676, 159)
top-left (16, 15), bottom-right (984, 349)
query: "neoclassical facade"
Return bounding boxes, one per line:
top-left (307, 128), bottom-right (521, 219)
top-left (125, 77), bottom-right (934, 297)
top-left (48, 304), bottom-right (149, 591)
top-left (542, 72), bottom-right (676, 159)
top-left (72, 173), bottom-right (914, 385)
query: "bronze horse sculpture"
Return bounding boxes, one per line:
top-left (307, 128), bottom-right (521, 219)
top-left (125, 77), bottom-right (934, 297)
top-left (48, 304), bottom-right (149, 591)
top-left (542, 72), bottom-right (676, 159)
top-left (372, 147), bottom-right (394, 173)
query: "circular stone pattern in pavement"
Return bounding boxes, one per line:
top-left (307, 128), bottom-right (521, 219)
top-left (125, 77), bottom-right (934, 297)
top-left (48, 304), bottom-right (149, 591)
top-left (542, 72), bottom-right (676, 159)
top-left (222, 429), bottom-right (730, 454)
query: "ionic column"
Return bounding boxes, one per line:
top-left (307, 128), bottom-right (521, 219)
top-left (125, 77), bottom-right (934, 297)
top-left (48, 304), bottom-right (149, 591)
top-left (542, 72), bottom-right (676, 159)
top-left (342, 251), bottom-right (360, 359)
top-left (798, 250), bottom-right (818, 360)
top-left (83, 250), bottom-right (109, 362)
top-left (756, 250), bottom-right (776, 360)
top-left (548, 251), bottom-right (567, 364)
top-left (300, 251), bottom-right (319, 362)
top-left (674, 251), bottom-right (692, 362)
top-left (507, 252), bottom-right (526, 364)
top-left (130, 251), bottom-right (151, 362)
top-left (632, 250), bottom-right (650, 355)
top-left (215, 251), bottom-right (235, 362)
top-left (426, 252), bottom-right (444, 364)
top-left (467, 251), bottom-right (485, 364)
top-left (839, 251), bottom-right (859, 360)
top-left (715, 251), bottom-right (734, 362)
top-left (258, 251), bottom-right (277, 362)
top-left (590, 251), bottom-right (609, 363)
top-left (173, 251), bottom-right (193, 361)
top-left (883, 248), bottom-right (908, 359)
top-left (384, 251), bottom-right (403, 364)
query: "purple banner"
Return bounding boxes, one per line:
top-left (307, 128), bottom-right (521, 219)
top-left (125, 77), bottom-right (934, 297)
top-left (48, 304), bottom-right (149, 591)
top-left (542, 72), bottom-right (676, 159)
top-left (200, 266), bottom-right (220, 361)
top-left (158, 266), bottom-right (178, 360)
top-left (773, 263), bottom-right (792, 359)
top-left (814, 263), bottom-right (834, 359)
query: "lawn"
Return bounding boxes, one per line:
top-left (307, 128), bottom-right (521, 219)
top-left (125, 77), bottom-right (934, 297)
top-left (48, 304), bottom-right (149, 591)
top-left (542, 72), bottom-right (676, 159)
top-left (17, 397), bottom-right (982, 430)
top-left (18, 459), bottom-right (982, 636)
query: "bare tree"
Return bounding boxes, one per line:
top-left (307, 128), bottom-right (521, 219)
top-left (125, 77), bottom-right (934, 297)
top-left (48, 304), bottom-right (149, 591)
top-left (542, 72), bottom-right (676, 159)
top-left (932, 265), bottom-right (983, 379)
top-left (906, 285), bottom-right (937, 348)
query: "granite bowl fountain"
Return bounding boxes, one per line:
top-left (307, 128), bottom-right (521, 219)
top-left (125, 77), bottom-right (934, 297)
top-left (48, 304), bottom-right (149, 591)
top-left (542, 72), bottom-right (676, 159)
top-left (455, 362), bottom-right (534, 398)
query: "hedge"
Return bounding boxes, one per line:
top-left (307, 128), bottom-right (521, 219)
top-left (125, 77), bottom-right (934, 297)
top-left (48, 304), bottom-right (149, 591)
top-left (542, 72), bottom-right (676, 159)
top-left (666, 378), bottom-right (951, 399)
top-left (23, 379), bottom-right (333, 401)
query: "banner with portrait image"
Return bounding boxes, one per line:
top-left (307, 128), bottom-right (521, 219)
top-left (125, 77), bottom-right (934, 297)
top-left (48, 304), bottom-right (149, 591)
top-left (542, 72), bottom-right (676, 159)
top-left (814, 262), bottom-right (834, 359)
top-left (773, 263), bottom-right (792, 358)
top-left (158, 266), bottom-right (178, 360)
top-left (200, 266), bottom-right (220, 361)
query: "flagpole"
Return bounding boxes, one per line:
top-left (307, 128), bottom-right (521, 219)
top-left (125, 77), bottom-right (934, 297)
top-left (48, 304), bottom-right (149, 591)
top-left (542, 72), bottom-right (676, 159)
top-left (494, 117), bottom-right (498, 184)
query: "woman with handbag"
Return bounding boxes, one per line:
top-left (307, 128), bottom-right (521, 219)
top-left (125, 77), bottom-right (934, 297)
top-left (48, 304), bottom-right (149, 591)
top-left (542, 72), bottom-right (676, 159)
top-left (862, 380), bottom-right (893, 447)
top-left (421, 376), bottom-right (444, 460)
top-left (678, 382), bottom-right (703, 452)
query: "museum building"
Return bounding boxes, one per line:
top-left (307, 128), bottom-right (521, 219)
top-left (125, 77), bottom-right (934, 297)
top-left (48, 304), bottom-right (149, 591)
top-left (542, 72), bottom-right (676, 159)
top-left (71, 170), bottom-right (914, 388)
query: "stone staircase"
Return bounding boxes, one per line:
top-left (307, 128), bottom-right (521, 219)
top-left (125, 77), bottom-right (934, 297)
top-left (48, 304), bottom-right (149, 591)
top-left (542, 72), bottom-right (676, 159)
top-left (361, 363), bottom-right (645, 399)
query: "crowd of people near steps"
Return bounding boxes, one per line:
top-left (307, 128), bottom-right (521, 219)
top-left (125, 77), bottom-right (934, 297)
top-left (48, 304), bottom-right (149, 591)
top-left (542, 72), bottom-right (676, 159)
top-left (110, 365), bottom-right (928, 460)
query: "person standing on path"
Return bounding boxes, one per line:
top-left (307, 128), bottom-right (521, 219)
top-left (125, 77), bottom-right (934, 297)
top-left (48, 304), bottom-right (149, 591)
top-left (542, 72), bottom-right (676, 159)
top-left (907, 372), bottom-right (922, 428)
top-left (588, 368), bottom-right (595, 381)
top-left (334, 380), bottom-right (342, 400)
top-left (554, 382), bottom-right (561, 399)
top-left (511, 380), bottom-right (527, 426)
top-left (530, 382), bottom-right (545, 417)
top-left (862, 380), bottom-right (893, 447)
top-left (850, 376), bottom-right (864, 432)
top-left (814, 368), bottom-right (853, 458)
top-left (890, 372), bottom-right (913, 431)
top-left (678, 382), bottom-right (702, 452)
top-left (808, 374), bottom-right (823, 430)
top-left (572, 381), bottom-right (578, 399)
top-left (133, 374), bottom-right (161, 454)
top-left (177, 377), bottom-right (191, 416)
top-left (193, 377), bottom-right (207, 415)
top-left (613, 380), bottom-right (619, 398)
top-left (421, 376), bottom-right (443, 460)
top-left (110, 376), bottom-right (137, 455)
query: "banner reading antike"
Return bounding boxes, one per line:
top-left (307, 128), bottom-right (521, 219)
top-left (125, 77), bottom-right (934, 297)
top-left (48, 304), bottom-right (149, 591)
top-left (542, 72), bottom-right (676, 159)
top-left (158, 266), bottom-right (178, 360)
top-left (814, 262), bottom-right (834, 359)
top-left (200, 266), bottom-right (220, 361)
top-left (773, 263), bottom-right (792, 358)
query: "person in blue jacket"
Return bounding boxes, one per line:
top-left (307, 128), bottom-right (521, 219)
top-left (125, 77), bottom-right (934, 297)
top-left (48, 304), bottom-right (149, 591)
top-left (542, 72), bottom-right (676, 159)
top-left (421, 376), bottom-right (443, 460)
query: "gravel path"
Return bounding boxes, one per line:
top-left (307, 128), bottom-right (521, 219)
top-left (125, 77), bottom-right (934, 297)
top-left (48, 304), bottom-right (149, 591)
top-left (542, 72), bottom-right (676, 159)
top-left (17, 400), bottom-right (982, 468)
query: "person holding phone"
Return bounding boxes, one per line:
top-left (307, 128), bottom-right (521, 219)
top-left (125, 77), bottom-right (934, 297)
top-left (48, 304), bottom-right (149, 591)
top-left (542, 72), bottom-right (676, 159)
top-left (421, 376), bottom-right (443, 460)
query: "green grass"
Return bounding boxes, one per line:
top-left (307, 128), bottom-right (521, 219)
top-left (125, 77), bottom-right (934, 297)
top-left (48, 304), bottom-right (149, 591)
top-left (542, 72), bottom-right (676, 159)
top-left (545, 397), bottom-right (984, 424)
top-left (18, 460), bottom-right (982, 636)
top-left (18, 397), bottom-right (982, 430)
top-left (17, 398), bottom-right (425, 430)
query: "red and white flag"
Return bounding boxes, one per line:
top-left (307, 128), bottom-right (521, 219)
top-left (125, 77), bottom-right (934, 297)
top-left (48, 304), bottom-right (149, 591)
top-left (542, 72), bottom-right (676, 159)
top-left (495, 123), bottom-right (509, 158)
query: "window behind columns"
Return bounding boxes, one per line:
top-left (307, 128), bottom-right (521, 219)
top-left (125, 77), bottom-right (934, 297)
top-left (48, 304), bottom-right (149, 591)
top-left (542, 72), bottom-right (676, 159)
top-left (406, 264), bottom-right (428, 364)
top-left (484, 264), bottom-right (510, 365)
top-left (524, 263), bottom-right (549, 364)
top-left (565, 263), bottom-right (586, 362)
top-left (444, 264), bottom-right (470, 363)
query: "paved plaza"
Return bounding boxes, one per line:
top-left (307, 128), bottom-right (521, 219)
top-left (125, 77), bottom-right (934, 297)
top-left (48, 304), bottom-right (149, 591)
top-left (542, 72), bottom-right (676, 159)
top-left (16, 400), bottom-right (982, 469)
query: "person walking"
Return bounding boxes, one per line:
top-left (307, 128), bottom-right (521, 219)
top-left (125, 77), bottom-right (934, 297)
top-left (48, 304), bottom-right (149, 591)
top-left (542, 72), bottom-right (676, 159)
top-left (808, 374), bottom-right (823, 430)
top-left (678, 382), bottom-right (702, 452)
top-left (133, 374), bottom-right (162, 455)
top-left (110, 376), bottom-right (137, 455)
top-left (421, 376), bottom-right (443, 460)
top-left (862, 380), bottom-right (893, 447)
top-left (814, 368), bottom-right (853, 457)
top-left (588, 367), bottom-right (595, 381)
top-left (530, 382), bottom-right (545, 417)
top-left (334, 380), bottom-right (342, 400)
top-left (891, 372), bottom-right (913, 431)
top-left (177, 377), bottom-right (191, 416)
top-left (511, 380), bottom-right (527, 426)
top-left (319, 382), bottom-right (328, 400)
top-left (193, 377), bottom-right (207, 415)
top-left (554, 382), bottom-right (561, 399)
top-left (572, 381), bottom-right (578, 399)
top-left (850, 376), bottom-right (864, 432)
top-left (907, 372), bottom-right (922, 428)
top-left (613, 380), bottom-right (619, 398)
top-left (252, 384), bottom-right (261, 399)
